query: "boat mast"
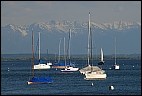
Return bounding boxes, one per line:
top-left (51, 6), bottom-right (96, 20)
top-left (90, 17), bottom-right (93, 71)
top-left (115, 37), bottom-right (116, 65)
top-left (58, 38), bottom-right (62, 63)
top-left (39, 32), bottom-right (40, 63)
top-left (69, 29), bottom-right (71, 63)
top-left (67, 29), bottom-right (71, 65)
top-left (32, 30), bottom-right (34, 77)
top-left (88, 12), bottom-right (91, 66)
top-left (101, 48), bottom-right (103, 62)
top-left (64, 37), bottom-right (66, 67)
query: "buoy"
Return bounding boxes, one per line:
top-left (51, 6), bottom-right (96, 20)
top-left (109, 67), bottom-right (112, 70)
top-left (8, 68), bottom-right (10, 71)
top-left (91, 82), bottom-right (94, 86)
top-left (133, 66), bottom-right (134, 67)
top-left (109, 85), bottom-right (114, 90)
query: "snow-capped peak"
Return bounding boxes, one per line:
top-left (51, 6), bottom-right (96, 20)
top-left (2, 20), bottom-right (141, 36)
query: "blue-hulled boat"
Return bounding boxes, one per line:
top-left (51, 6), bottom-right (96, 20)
top-left (27, 77), bottom-right (53, 84)
top-left (27, 31), bottom-right (53, 85)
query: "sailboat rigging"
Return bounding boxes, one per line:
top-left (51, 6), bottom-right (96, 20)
top-left (27, 31), bottom-right (53, 85)
top-left (58, 38), bottom-right (62, 64)
top-left (112, 37), bottom-right (120, 70)
top-left (61, 29), bottom-right (79, 72)
top-left (79, 12), bottom-right (107, 80)
top-left (34, 32), bottom-right (52, 69)
top-left (52, 38), bottom-right (69, 69)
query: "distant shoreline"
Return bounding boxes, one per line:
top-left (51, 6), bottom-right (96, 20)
top-left (1, 53), bottom-right (141, 61)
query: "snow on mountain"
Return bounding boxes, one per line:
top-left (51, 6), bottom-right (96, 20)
top-left (5, 24), bottom-right (28, 36)
top-left (95, 21), bottom-right (141, 30)
top-left (2, 21), bottom-right (140, 36)
top-left (1, 20), bottom-right (141, 54)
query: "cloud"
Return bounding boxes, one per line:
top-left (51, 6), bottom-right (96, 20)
top-left (1, 1), bottom-right (141, 26)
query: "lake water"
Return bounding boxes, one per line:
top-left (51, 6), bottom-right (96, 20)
top-left (1, 59), bottom-right (141, 95)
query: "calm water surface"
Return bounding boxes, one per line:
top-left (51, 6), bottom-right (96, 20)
top-left (1, 59), bottom-right (141, 95)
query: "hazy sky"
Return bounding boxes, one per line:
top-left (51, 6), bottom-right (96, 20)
top-left (1, 1), bottom-right (141, 26)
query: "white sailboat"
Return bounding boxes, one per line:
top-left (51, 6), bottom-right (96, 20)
top-left (97, 48), bottom-right (105, 70)
top-left (61, 30), bottom-right (79, 72)
top-left (80, 12), bottom-right (107, 79)
top-left (112, 37), bottom-right (120, 70)
top-left (34, 32), bottom-right (52, 70)
top-left (98, 48), bottom-right (104, 65)
top-left (79, 12), bottom-right (92, 74)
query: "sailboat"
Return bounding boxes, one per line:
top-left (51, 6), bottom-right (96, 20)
top-left (79, 12), bottom-right (107, 80)
top-left (34, 32), bottom-right (52, 69)
top-left (112, 37), bottom-right (120, 70)
top-left (52, 38), bottom-right (67, 69)
top-left (98, 48), bottom-right (105, 65)
top-left (61, 30), bottom-right (79, 72)
top-left (27, 31), bottom-right (53, 85)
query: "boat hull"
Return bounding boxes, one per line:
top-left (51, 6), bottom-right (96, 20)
top-left (79, 65), bottom-right (103, 74)
top-left (34, 64), bottom-right (51, 69)
top-left (114, 64), bottom-right (120, 69)
top-left (52, 66), bottom-right (66, 69)
top-left (61, 67), bottom-right (79, 72)
top-left (84, 72), bottom-right (107, 79)
top-left (27, 77), bottom-right (53, 84)
top-left (111, 64), bottom-right (120, 70)
top-left (27, 81), bottom-right (52, 85)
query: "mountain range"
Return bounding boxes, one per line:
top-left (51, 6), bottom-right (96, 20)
top-left (1, 20), bottom-right (141, 55)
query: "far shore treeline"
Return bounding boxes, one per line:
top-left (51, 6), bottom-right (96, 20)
top-left (1, 54), bottom-right (141, 61)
